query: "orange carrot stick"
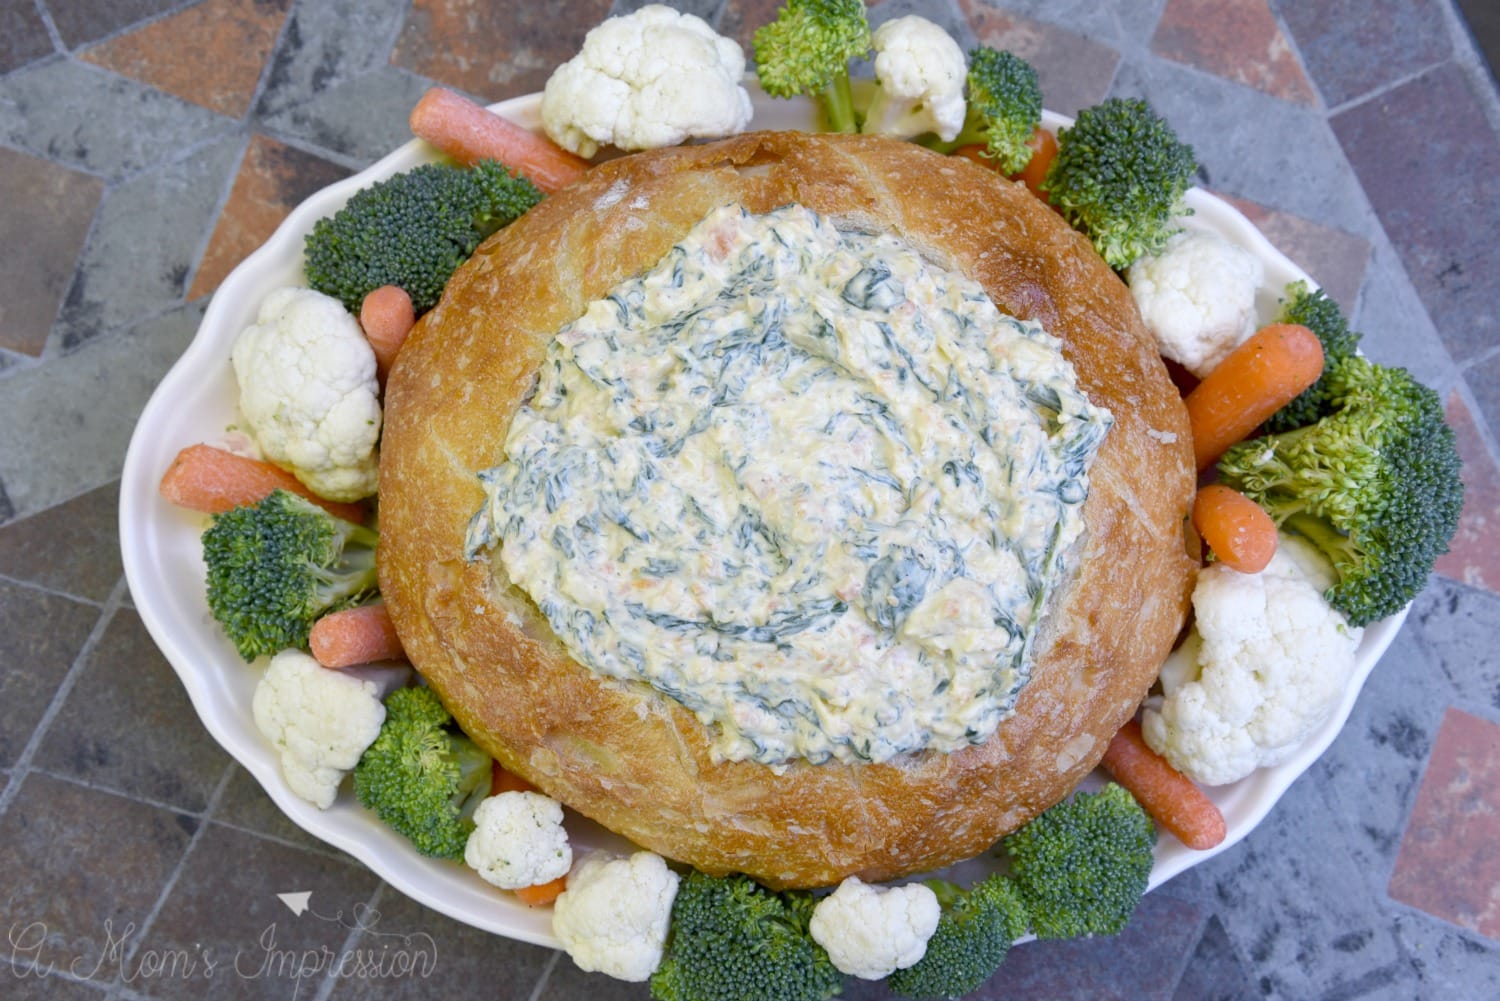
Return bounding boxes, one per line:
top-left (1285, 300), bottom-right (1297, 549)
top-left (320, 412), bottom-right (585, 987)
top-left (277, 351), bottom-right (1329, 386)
top-left (514, 875), bottom-right (568, 907)
top-left (309, 604), bottom-right (405, 668)
top-left (1185, 323), bottom-right (1324, 471)
top-left (1012, 126), bottom-right (1059, 201)
top-left (1101, 719), bottom-right (1227, 850)
top-left (359, 284), bottom-right (415, 383)
top-left (1192, 483), bottom-right (1278, 574)
top-left (491, 762), bottom-right (538, 797)
top-left (409, 87), bottom-right (589, 193)
top-left (159, 444), bottom-right (366, 523)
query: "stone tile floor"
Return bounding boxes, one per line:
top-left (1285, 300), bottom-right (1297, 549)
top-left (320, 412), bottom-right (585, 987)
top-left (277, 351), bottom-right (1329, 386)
top-left (1, 0), bottom-right (1497, 997)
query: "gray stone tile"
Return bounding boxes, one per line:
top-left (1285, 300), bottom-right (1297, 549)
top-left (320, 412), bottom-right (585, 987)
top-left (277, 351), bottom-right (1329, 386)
top-left (33, 606), bottom-right (229, 813)
top-left (1350, 239), bottom-right (1460, 394)
top-left (0, 298), bottom-right (200, 522)
top-left (0, 970), bottom-right (112, 998)
top-left (254, 0), bottom-right (413, 119)
top-left (1164, 769), bottom-right (1408, 999)
top-left (44, 0), bottom-right (183, 50)
top-left (141, 822), bottom-right (382, 1000)
top-left (256, 66), bottom-right (434, 167)
top-left (0, 58), bottom-right (234, 179)
top-left (0, 480), bottom-right (123, 603)
top-left (0, 578), bottom-right (98, 768)
top-left (615, 0), bottom-right (726, 21)
top-left (1406, 579), bottom-right (1500, 715)
top-left (538, 955), bottom-right (649, 1001)
top-left (1110, 58), bottom-right (1372, 239)
top-left (964, 0), bottom-right (1130, 46)
top-left (1170, 916), bottom-right (1255, 1001)
top-left (0, 772), bottom-right (197, 985)
top-left (55, 134), bottom-right (242, 351)
top-left (1277, 0), bottom-right (1453, 109)
top-left (0, 0), bottom-right (54, 75)
top-left (1331, 63), bottom-right (1500, 365)
top-left (1393, 911), bottom-right (1500, 998)
top-left (324, 885), bottom-right (555, 1000)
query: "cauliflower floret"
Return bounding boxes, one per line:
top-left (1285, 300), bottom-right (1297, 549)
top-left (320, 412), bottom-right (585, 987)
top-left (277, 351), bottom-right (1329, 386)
top-left (1126, 227), bottom-right (1265, 378)
top-left (552, 851), bottom-right (681, 982)
top-left (463, 791), bottom-right (572, 890)
top-left (862, 16), bottom-right (968, 142)
top-left (1141, 534), bottom-right (1364, 786)
top-left (808, 876), bottom-right (941, 980)
top-left (540, 5), bottom-right (752, 158)
top-left (251, 649), bottom-right (394, 809)
top-left (232, 286), bottom-right (381, 502)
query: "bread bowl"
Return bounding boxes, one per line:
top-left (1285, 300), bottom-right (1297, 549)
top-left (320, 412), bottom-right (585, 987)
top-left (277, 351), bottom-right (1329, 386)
top-left (377, 130), bottom-right (1197, 889)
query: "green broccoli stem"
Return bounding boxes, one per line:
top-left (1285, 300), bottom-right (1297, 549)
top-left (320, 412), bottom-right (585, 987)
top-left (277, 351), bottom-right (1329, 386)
top-left (820, 74), bottom-right (858, 133)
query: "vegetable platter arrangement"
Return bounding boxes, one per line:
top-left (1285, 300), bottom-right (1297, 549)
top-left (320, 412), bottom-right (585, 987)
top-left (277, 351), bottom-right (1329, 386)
top-left (119, 3), bottom-right (1463, 999)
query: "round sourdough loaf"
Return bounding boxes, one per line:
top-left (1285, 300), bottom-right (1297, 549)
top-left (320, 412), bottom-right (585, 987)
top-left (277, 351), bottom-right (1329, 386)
top-left (377, 131), bottom-right (1196, 889)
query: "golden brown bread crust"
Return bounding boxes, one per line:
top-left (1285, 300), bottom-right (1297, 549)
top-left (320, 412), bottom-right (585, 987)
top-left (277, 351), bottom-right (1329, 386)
top-left (378, 131), bottom-right (1196, 889)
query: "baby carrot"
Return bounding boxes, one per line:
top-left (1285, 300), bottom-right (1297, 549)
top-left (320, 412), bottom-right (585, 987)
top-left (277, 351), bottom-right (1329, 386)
top-left (308, 604), bottom-right (405, 668)
top-left (159, 444), bottom-right (366, 523)
top-left (491, 762), bottom-right (538, 797)
top-left (1012, 126), bottom-right (1059, 200)
top-left (1184, 322), bottom-right (1324, 471)
top-left (409, 87), bottom-right (589, 194)
top-left (359, 284), bottom-right (415, 383)
top-left (1192, 483), bottom-right (1278, 574)
top-left (1101, 718), bottom-right (1226, 850)
top-left (514, 875), bottom-right (568, 907)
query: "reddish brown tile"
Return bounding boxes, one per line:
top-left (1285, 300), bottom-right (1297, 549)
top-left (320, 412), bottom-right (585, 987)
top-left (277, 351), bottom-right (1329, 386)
top-left (143, 823), bottom-right (382, 1001)
top-left (1153, 0), bottom-right (1314, 104)
top-left (1433, 394), bottom-right (1499, 595)
top-left (0, 579), bottom-right (99, 768)
top-left (958, 1), bottom-right (1120, 116)
top-left (1389, 707), bottom-right (1500, 938)
top-left (0, 481), bottom-right (121, 603)
top-left (188, 133), bottom-right (349, 300)
top-left (1217, 193), bottom-right (1371, 309)
top-left (0, 0), bottom-right (53, 74)
top-left (0, 772), bottom-right (196, 980)
top-left (718, 0), bottom-right (785, 58)
top-left (77, 0), bottom-right (290, 119)
top-left (0, 147), bottom-right (104, 358)
top-left (34, 607), bottom-right (230, 812)
top-left (390, 0), bottom-right (613, 103)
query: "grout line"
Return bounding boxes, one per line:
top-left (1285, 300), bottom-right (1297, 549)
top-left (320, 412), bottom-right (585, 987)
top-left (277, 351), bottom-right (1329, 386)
top-left (1324, 57), bottom-right (1455, 119)
top-left (0, 571), bottom-right (110, 608)
top-left (28, 0), bottom-right (65, 54)
top-left (309, 882), bottom-right (390, 1001)
top-left (524, 949), bottom-right (564, 1001)
top-left (109, 762), bottom-right (238, 978)
top-left (0, 577), bottom-right (127, 819)
top-left (205, 815), bottom-right (366, 866)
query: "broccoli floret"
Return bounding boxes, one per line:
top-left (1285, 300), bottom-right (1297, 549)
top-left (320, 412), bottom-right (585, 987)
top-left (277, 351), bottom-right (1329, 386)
top-left (353, 686), bottom-right (492, 860)
top-left (932, 47), bottom-right (1042, 174)
top-left (201, 489), bottom-right (378, 662)
top-left (754, 0), bottom-right (872, 134)
top-left (885, 873), bottom-right (1028, 1000)
top-left (304, 159), bottom-right (543, 314)
top-left (1265, 281), bottom-right (1363, 432)
top-left (650, 871), bottom-right (844, 1001)
top-left (1002, 783), bottom-right (1155, 939)
top-left (1217, 355), bottom-right (1463, 626)
top-left (1043, 97), bottom-right (1197, 270)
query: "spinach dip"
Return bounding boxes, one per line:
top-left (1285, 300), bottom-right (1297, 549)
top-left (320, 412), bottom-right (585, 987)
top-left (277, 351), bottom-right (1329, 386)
top-left (465, 203), bottom-right (1113, 767)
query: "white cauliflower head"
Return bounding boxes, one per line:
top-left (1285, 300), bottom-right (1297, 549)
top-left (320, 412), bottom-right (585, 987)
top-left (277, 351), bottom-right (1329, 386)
top-left (863, 16), bottom-right (968, 142)
top-left (251, 649), bottom-right (391, 809)
top-left (808, 876), bottom-right (941, 980)
top-left (231, 286), bottom-right (381, 502)
top-left (1126, 227), bottom-right (1265, 378)
top-left (1142, 534), bottom-right (1364, 786)
top-left (463, 791), bottom-right (572, 890)
top-left (540, 5), bottom-right (753, 158)
top-left (552, 851), bottom-right (681, 982)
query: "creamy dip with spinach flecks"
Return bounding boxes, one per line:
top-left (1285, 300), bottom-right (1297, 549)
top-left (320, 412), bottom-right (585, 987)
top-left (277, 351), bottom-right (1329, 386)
top-left (464, 202), bottom-right (1112, 767)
